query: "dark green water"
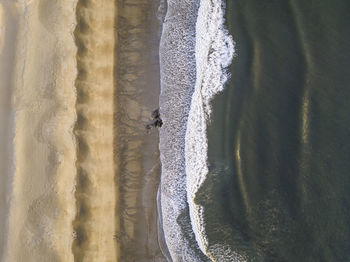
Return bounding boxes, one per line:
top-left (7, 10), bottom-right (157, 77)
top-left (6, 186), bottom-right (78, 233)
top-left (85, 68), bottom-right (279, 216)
top-left (200, 1), bottom-right (350, 261)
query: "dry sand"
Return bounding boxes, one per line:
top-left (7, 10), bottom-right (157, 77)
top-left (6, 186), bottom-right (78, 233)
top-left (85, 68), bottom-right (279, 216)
top-left (0, 2), bottom-right (18, 260)
top-left (6, 0), bottom-right (78, 261)
top-left (0, 0), bottom-right (165, 261)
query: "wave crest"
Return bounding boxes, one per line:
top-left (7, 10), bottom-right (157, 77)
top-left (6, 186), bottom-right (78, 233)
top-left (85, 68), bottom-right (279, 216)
top-left (185, 0), bottom-right (235, 260)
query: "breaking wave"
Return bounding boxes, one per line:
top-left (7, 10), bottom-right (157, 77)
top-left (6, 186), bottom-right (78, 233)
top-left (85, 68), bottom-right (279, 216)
top-left (185, 0), bottom-right (235, 260)
top-left (159, 0), bottom-right (234, 261)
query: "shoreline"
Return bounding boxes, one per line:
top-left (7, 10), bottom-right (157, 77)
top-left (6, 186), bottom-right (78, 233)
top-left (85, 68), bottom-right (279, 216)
top-left (158, 0), bottom-right (203, 260)
top-left (156, 185), bottom-right (172, 261)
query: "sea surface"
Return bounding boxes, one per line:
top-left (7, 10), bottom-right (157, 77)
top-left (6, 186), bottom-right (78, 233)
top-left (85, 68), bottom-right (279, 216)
top-left (158, 0), bottom-right (350, 261)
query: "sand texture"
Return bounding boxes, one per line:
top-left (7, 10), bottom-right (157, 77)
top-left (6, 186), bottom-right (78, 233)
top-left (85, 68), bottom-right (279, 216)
top-left (4, 0), bottom-right (77, 261)
top-left (72, 0), bottom-right (118, 261)
top-left (0, 0), bottom-right (164, 261)
top-left (115, 0), bottom-right (166, 261)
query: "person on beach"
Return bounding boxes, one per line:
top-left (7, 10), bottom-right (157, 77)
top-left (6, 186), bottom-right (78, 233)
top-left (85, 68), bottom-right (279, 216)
top-left (146, 109), bottom-right (163, 131)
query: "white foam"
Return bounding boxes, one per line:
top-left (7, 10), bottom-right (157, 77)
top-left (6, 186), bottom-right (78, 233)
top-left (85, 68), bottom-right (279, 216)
top-left (159, 0), bottom-right (237, 261)
top-left (209, 244), bottom-right (247, 262)
top-left (159, 0), bottom-right (203, 260)
top-left (185, 0), bottom-right (235, 261)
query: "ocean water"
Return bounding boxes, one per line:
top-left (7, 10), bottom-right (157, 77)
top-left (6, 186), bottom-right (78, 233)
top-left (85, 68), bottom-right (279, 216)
top-left (159, 0), bottom-right (350, 261)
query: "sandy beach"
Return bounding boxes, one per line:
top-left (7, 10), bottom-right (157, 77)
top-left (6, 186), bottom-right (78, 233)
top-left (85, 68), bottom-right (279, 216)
top-left (0, 0), bottom-right (164, 261)
top-left (5, 0), bottom-right (78, 261)
top-left (115, 0), bottom-right (165, 260)
top-left (0, 2), bottom-right (18, 260)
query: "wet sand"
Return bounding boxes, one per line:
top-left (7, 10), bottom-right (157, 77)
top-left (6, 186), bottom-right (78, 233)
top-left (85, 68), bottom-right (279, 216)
top-left (0, 0), bottom-right (165, 261)
top-left (115, 0), bottom-right (166, 260)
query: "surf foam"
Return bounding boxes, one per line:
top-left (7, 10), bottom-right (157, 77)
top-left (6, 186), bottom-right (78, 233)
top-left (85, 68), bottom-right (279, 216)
top-left (159, 0), bottom-right (235, 261)
top-left (159, 0), bottom-right (203, 260)
top-left (185, 0), bottom-right (235, 261)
